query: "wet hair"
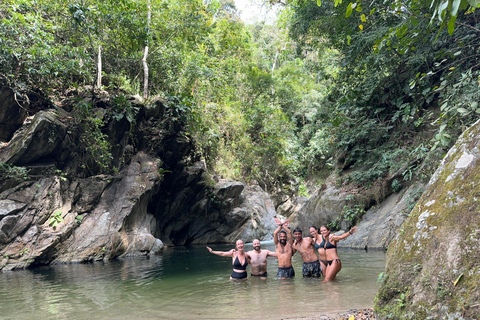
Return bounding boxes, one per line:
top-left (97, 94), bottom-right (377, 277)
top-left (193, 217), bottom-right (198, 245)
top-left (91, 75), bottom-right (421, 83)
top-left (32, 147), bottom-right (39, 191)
top-left (293, 228), bottom-right (302, 234)
top-left (310, 226), bottom-right (319, 232)
top-left (320, 225), bottom-right (331, 231)
top-left (279, 230), bottom-right (287, 235)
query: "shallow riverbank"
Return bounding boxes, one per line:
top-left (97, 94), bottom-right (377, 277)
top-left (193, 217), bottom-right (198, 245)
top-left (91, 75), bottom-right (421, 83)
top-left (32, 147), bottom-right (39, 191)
top-left (283, 308), bottom-right (375, 320)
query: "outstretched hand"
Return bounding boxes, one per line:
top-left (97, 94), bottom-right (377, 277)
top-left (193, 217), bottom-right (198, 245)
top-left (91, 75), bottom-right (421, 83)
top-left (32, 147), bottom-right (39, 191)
top-left (349, 226), bottom-right (358, 234)
top-left (206, 246), bottom-right (213, 253)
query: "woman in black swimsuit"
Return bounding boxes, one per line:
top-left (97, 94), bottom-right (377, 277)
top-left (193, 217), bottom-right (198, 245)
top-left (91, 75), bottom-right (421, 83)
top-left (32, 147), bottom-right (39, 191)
top-left (206, 239), bottom-right (249, 280)
top-left (309, 225), bottom-right (358, 282)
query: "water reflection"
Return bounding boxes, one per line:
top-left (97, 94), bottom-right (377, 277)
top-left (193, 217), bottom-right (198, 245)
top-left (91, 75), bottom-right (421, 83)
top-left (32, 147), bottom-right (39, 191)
top-left (0, 243), bottom-right (385, 320)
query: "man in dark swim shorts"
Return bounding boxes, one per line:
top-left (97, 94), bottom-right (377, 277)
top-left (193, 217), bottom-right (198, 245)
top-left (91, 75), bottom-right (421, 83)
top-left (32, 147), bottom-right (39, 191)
top-left (277, 266), bottom-right (295, 278)
top-left (273, 217), bottom-right (295, 279)
top-left (292, 228), bottom-right (322, 278)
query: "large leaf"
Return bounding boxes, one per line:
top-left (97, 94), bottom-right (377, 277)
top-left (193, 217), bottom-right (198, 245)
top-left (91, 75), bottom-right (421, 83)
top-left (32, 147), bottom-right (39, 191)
top-left (447, 14), bottom-right (457, 35)
top-left (346, 3), bottom-right (354, 17)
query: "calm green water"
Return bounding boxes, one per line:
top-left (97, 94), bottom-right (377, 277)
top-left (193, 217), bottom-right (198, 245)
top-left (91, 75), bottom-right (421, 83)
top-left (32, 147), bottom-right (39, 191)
top-left (0, 242), bottom-right (385, 320)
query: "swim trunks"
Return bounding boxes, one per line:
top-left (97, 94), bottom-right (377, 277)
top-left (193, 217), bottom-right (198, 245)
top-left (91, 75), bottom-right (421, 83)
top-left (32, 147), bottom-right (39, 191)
top-left (251, 272), bottom-right (268, 277)
top-left (277, 267), bottom-right (295, 278)
top-left (302, 260), bottom-right (321, 278)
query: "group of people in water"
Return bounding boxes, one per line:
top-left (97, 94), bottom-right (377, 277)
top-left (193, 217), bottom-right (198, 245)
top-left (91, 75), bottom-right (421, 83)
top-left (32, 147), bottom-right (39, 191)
top-left (206, 217), bottom-right (358, 281)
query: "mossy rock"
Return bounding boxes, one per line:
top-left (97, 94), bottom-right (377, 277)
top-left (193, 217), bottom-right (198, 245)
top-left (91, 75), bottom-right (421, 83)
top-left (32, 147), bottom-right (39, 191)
top-left (374, 120), bottom-right (480, 320)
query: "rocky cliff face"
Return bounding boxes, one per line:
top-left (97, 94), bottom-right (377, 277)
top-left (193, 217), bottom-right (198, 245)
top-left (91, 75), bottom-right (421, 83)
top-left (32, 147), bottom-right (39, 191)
top-left (0, 85), bottom-right (432, 272)
top-left (374, 120), bottom-right (480, 320)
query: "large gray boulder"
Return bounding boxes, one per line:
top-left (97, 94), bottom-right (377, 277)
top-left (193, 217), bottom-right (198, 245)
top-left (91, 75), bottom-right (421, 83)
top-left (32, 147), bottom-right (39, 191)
top-left (341, 183), bottom-right (425, 249)
top-left (374, 120), bottom-right (480, 320)
top-left (0, 109), bottom-right (67, 164)
top-left (288, 183), bottom-right (349, 232)
top-left (0, 152), bottom-right (164, 270)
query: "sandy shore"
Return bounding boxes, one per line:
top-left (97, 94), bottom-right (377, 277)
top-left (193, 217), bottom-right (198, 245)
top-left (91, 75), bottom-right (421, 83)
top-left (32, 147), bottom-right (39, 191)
top-left (282, 308), bottom-right (375, 320)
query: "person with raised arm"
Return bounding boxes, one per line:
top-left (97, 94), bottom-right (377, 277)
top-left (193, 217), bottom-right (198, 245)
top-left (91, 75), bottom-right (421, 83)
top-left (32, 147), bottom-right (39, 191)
top-left (309, 225), bottom-right (358, 281)
top-left (206, 239), bottom-right (248, 280)
top-left (273, 217), bottom-right (295, 279)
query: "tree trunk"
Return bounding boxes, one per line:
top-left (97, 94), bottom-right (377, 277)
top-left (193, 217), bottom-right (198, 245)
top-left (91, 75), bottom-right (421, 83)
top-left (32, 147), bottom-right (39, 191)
top-left (97, 45), bottom-right (102, 88)
top-left (143, 46), bottom-right (149, 99)
top-left (143, 0), bottom-right (151, 99)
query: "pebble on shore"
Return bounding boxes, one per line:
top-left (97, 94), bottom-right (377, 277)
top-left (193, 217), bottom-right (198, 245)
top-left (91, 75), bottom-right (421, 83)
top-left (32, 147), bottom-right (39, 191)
top-left (282, 308), bottom-right (375, 320)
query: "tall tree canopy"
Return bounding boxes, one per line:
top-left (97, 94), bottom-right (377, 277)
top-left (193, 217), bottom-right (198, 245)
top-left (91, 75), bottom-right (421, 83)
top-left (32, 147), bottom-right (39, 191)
top-left (1, 0), bottom-right (479, 195)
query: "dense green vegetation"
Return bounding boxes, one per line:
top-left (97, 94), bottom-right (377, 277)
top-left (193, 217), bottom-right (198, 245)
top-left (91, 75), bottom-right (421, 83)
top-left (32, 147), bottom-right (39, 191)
top-left (1, 0), bottom-right (479, 201)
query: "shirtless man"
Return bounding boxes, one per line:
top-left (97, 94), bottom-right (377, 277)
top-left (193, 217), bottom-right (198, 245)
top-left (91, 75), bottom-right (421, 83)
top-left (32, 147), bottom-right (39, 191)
top-left (292, 228), bottom-right (322, 278)
top-left (246, 239), bottom-right (277, 278)
top-left (273, 218), bottom-right (295, 279)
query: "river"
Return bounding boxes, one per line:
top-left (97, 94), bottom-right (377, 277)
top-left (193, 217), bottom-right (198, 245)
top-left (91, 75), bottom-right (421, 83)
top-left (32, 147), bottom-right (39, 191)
top-left (0, 242), bottom-right (385, 320)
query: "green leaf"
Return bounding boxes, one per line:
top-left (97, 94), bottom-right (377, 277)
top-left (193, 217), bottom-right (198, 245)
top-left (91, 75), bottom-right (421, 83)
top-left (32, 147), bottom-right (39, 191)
top-left (467, 0), bottom-right (480, 7)
top-left (317, 0), bottom-right (322, 6)
top-left (453, 273), bottom-right (464, 286)
top-left (447, 15), bottom-right (457, 35)
top-left (457, 107), bottom-right (468, 114)
top-left (361, 14), bottom-right (366, 22)
top-left (347, 35), bottom-right (352, 45)
top-left (346, 3), bottom-right (354, 17)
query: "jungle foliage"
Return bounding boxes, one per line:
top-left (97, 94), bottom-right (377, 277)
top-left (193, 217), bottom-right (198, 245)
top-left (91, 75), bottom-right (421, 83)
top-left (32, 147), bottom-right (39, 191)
top-left (1, 0), bottom-right (479, 195)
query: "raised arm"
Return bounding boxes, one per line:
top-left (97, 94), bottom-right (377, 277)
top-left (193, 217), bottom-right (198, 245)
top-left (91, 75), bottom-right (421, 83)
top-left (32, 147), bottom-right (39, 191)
top-left (284, 223), bottom-right (293, 245)
top-left (206, 246), bottom-right (235, 257)
top-left (274, 217), bottom-right (291, 245)
top-left (330, 226), bottom-right (358, 242)
top-left (273, 225), bottom-right (282, 245)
